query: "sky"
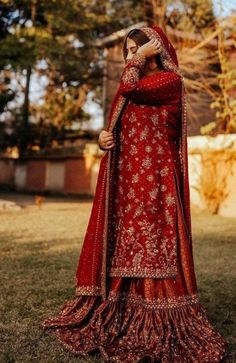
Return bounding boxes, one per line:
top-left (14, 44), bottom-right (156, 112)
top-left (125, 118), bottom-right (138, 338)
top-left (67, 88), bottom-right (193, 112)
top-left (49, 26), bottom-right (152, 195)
top-left (213, 0), bottom-right (236, 16)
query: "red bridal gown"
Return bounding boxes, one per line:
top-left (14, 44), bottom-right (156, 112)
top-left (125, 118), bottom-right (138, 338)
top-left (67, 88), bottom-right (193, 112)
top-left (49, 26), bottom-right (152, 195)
top-left (42, 30), bottom-right (228, 363)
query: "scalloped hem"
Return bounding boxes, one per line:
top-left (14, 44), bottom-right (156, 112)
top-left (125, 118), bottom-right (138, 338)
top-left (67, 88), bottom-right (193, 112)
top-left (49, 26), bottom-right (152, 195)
top-left (42, 294), bottom-right (228, 363)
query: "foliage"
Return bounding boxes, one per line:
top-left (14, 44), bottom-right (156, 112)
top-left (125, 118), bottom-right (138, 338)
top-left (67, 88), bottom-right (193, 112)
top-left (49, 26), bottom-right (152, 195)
top-left (167, 0), bottom-right (215, 33)
top-left (0, 0), bottom-right (235, 153)
top-left (0, 0), bottom-right (112, 153)
top-left (0, 0), bottom-right (151, 153)
top-left (199, 149), bottom-right (235, 214)
top-left (200, 19), bottom-right (236, 135)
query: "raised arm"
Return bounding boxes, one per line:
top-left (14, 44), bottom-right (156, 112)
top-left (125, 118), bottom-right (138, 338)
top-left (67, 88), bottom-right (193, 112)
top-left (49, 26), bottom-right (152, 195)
top-left (119, 52), bottom-right (181, 105)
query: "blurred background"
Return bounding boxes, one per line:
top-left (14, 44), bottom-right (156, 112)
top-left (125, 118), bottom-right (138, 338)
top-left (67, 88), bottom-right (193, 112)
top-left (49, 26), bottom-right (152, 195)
top-left (0, 2), bottom-right (236, 362)
top-left (0, 0), bottom-right (235, 218)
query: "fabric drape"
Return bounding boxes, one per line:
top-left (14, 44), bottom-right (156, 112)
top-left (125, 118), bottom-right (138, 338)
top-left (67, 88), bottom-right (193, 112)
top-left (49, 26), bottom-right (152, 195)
top-left (42, 25), bottom-right (228, 363)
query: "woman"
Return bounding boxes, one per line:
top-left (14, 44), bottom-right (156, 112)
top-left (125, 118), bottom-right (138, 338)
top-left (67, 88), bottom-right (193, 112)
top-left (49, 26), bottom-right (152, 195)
top-left (42, 25), bottom-right (228, 363)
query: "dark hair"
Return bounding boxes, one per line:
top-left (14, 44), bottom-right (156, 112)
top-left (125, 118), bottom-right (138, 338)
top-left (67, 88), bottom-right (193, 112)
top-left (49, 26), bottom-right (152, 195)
top-left (123, 29), bottom-right (163, 69)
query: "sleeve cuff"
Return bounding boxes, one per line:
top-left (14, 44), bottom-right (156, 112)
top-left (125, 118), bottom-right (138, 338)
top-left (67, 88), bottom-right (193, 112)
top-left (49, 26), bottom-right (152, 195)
top-left (126, 52), bottom-right (146, 69)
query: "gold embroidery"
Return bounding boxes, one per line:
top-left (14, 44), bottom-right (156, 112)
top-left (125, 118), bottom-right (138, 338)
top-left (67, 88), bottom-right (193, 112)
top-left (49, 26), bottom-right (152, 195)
top-left (75, 285), bottom-right (101, 296)
top-left (149, 187), bottom-right (159, 200)
top-left (127, 162), bottom-right (133, 171)
top-left (160, 166), bottom-right (169, 176)
top-left (142, 156), bottom-right (152, 169)
top-left (128, 127), bottom-right (136, 138)
top-left (109, 265), bottom-right (178, 278)
top-left (166, 193), bottom-right (176, 206)
top-left (127, 187), bottom-right (135, 199)
top-left (146, 174), bottom-right (154, 181)
top-left (145, 145), bottom-right (152, 153)
top-left (140, 125), bottom-right (149, 140)
top-left (122, 67), bottom-right (139, 84)
top-left (108, 290), bottom-right (200, 310)
top-left (131, 173), bottom-right (139, 183)
top-left (150, 114), bottom-right (159, 125)
top-left (129, 144), bottom-right (138, 155)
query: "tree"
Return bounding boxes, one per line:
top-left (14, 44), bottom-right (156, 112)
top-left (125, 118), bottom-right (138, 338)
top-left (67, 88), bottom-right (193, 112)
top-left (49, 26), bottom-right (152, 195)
top-left (201, 19), bottom-right (236, 134)
top-left (0, 0), bottom-right (112, 154)
top-left (166, 0), bottom-right (215, 34)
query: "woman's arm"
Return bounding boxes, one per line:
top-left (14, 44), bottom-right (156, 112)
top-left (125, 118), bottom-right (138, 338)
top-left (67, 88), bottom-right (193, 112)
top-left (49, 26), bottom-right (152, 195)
top-left (119, 53), bottom-right (181, 104)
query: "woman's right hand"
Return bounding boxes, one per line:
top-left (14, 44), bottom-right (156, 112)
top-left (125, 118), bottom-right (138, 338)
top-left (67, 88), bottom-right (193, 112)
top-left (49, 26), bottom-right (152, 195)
top-left (98, 130), bottom-right (115, 150)
top-left (137, 38), bottom-right (162, 59)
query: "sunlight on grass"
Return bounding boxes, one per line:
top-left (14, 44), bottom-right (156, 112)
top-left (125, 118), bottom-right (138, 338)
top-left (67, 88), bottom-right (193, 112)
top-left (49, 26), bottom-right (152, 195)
top-left (0, 203), bottom-right (235, 362)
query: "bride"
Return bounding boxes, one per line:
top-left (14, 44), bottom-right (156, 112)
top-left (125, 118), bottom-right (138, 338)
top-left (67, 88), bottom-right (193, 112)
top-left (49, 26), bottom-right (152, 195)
top-left (42, 25), bottom-right (228, 363)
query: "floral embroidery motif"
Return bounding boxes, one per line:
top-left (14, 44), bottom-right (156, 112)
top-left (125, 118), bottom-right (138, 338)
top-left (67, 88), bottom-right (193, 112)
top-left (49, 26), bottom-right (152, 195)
top-left (161, 184), bottom-right (167, 192)
top-left (132, 174), bottom-right (139, 183)
top-left (126, 163), bottom-right (133, 172)
top-left (127, 187), bottom-right (135, 199)
top-left (149, 187), bottom-right (159, 200)
top-left (147, 174), bottom-right (154, 182)
top-left (161, 109), bottom-right (168, 117)
top-left (133, 202), bottom-right (145, 218)
top-left (155, 130), bottom-right (163, 140)
top-left (147, 205), bottom-right (158, 214)
top-left (128, 127), bottom-right (136, 138)
top-left (165, 209), bottom-right (174, 225)
top-left (145, 145), bottom-right (152, 153)
top-left (166, 193), bottom-right (176, 206)
top-left (160, 166), bottom-right (169, 176)
top-left (125, 203), bottom-right (132, 213)
top-left (142, 156), bottom-right (152, 169)
top-left (129, 112), bottom-right (137, 123)
top-left (130, 144), bottom-right (138, 155)
top-left (150, 114), bottom-right (159, 126)
top-left (140, 125), bottom-right (149, 140)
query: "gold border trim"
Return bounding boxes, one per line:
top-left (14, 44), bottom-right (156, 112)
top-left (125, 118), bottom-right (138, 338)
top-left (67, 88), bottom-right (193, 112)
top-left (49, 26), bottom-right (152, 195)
top-left (109, 265), bottom-right (178, 279)
top-left (107, 291), bottom-right (200, 309)
top-left (75, 286), bottom-right (101, 296)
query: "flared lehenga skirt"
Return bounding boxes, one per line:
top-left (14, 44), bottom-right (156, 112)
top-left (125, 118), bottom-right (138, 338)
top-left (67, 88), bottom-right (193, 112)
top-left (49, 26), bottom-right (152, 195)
top-left (42, 191), bottom-right (227, 362)
top-left (42, 106), bottom-right (228, 362)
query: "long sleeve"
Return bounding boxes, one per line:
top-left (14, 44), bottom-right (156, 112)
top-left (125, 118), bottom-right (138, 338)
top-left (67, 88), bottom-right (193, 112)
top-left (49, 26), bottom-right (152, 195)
top-left (119, 52), bottom-right (181, 105)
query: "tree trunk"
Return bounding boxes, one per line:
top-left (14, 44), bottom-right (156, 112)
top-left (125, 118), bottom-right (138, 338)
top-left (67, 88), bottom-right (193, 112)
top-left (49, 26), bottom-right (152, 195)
top-left (19, 0), bottom-right (36, 155)
top-left (19, 66), bottom-right (31, 155)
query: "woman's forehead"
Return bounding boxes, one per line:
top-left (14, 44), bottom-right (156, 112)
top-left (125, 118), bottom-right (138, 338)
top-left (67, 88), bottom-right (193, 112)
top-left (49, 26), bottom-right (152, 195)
top-left (126, 38), bottom-right (137, 49)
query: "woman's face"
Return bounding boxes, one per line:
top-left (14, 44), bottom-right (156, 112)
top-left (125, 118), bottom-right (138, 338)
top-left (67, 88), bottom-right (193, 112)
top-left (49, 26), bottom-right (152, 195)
top-left (125, 36), bottom-right (160, 74)
top-left (125, 38), bottom-right (139, 61)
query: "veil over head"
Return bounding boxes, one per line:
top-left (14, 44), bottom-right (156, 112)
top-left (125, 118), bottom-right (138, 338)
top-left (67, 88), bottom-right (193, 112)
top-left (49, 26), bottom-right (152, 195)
top-left (124, 25), bottom-right (180, 73)
top-left (74, 25), bottom-right (192, 301)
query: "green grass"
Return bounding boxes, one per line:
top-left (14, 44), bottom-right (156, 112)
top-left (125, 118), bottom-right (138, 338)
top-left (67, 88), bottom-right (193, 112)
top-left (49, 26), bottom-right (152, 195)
top-left (0, 196), bottom-right (235, 363)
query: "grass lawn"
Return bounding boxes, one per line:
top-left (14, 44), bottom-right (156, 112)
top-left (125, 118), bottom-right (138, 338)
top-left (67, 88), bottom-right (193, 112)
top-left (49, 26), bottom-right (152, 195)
top-left (0, 194), bottom-right (235, 363)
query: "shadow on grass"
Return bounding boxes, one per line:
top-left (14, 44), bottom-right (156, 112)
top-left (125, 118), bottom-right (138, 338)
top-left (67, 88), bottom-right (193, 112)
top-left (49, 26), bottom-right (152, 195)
top-left (0, 210), bottom-right (235, 362)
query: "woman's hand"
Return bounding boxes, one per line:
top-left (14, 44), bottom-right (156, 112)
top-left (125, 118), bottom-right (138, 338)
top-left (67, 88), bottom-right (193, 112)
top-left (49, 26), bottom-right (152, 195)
top-left (137, 38), bottom-right (162, 59)
top-left (98, 130), bottom-right (115, 150)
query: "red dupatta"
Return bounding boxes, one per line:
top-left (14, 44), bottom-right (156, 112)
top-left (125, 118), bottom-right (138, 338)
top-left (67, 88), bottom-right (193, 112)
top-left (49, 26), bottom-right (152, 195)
top-left (75, 25), bottom-right (192, 301)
